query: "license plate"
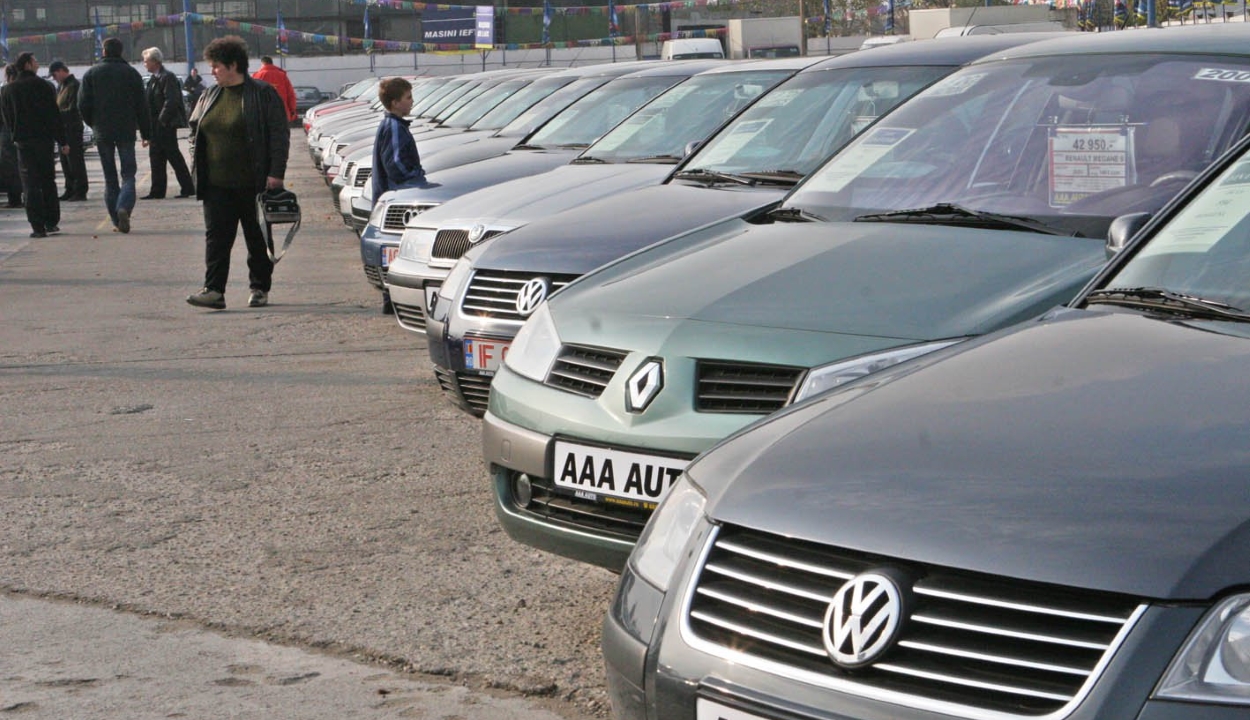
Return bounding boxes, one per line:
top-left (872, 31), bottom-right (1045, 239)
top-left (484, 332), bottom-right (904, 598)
top-left (697, 699), bottom-right (772, 720)
top-left (464, 337), bottom-right (509, 372)
top-left (424, 282), bottom-right (442, 317)
top-left (553, 440), bottom-right (687, 509)
top-left (381, 245), bottom-right (399, 267)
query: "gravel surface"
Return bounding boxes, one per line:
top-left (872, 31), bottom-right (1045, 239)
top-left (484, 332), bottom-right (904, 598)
top-left (0, 130), bottom-right (619, 719)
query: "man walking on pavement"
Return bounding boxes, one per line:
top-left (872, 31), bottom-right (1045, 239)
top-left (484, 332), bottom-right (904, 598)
top-left (0, 52), bottom-right (67, 238)
top-left (79, 37), bottom-right (151, 233)
top-left (251, 56), bottom-right (297, 124)
top-left (140, 47), bottom-right (195, 199)
top-left (48, 60), bottom-right (89, 202)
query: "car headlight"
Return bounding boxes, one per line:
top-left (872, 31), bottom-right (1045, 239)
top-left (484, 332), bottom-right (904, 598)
top-left (630, 475), bottom-right (707, 592)
top-left (791, 339), bottom-right (964, 404)
top-left (1157, 594), bottom-right (1250, 704)
top-left (368, 198), bottom-right (389, 229)
top-left (503, 302), bottom-right (561, 382)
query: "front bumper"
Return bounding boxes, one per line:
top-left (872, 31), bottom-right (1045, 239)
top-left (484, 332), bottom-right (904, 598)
top-left (358, 224), bottom-right (398, 292)
top-left (385, 256), bottom-right (448, 335)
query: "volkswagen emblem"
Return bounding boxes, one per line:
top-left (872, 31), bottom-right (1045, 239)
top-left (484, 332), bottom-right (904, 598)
top-left (822, 572), bottom-right (904, 668)
top-left (468, 224), bottom-right (488, 244)
top-left (625, 358), bottom-right (664, 413)
top-left (515, 277), bottom-right (550, 318)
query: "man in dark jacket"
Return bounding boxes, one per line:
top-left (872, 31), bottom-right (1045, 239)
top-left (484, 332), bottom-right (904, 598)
top-left (0, 63), bottom-right (23, 208)
top-left (140, 46), bottom-right (194, 199)
top-left (185, 35), bottom-right (289, 310)
top-left (0, 52), bottom-right (67, 237)
top-left (48, 60), bottom-right (88, 201)
top-left (79, 37), bottom-right (151, 233)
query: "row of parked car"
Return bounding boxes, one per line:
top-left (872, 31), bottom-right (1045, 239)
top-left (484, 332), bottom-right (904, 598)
top-left (304, 24), bottom-right (1250, 720)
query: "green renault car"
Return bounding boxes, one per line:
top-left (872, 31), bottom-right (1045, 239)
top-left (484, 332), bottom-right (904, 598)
top-left (475, 24), bottom-right (1250, 571)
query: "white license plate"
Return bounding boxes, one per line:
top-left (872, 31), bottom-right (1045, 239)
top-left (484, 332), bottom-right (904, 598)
top-left (424, 282), bottom-right (441, 317)
top-left (553, 440), bottom-right (687, 508)
top-left (697, 699), bottom-right (771, 720)
top-left (464, 337), bottom-right (509, 372)
top-left (381, 245), bottom-right (399, 267)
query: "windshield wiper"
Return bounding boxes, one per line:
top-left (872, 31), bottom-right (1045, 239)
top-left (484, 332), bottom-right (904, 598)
top-left (736, 169), bottom-right (805, 186)
top-left (570, 155), bottom-right (609, 164)
top-left (1084, 287), bottom-right (1250, 321)
top-left (854, 203), bottom-right (1075, 236)
top-left (555, 143), bottom-right (591, 150)
top-left (672, 168), bottom-right (756, 186)
top-left (626, 154), bottom-right (684, 164)
top-left (768, 206), bottom-right (826, 223)
top-left (511, 143), bottom-right (546, 150)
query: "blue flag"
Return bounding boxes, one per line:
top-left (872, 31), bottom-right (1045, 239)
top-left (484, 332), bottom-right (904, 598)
top-left (608, 0), bottom-right (619, 37)
top-left (0, 13), bottom-right (7, 63)
top-left (277, 8), bottom-right (289, 55)
top-left (364, 5), bottom-right (371, 40)
top-left (94, 8), bottom-right (104, 61)
top-left (823, 0), bottom-right (832, 36)
top-left (542, 0), bottom-right (552, 45)
top-left (883, 0), bottom-right (895, 32)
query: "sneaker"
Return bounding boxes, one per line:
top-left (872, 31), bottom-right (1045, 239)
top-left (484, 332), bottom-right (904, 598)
top-left (116, 209), bottom-right (130, 234)
top-left (187, 288), bottom-right (225, 309)
top-left (247, 290), bottom-right (268, 308)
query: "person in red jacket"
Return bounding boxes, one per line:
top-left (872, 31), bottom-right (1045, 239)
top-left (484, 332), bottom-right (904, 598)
top-left (251, 56), bottom-right (297, 123)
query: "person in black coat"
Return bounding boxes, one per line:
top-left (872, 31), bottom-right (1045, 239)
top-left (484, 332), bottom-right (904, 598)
top-left (79, 37), bottom-right (151, 233)
top-left (0, 52), bottom-right (67, 237)
top-left (0, 63), bottom-right (23, 208)
top-left (49, 60), bottom-right (89, 201)
top-left (140, 47), bottom-right (194, 199)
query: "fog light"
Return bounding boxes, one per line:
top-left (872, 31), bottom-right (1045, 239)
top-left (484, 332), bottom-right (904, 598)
top-left (514, 473), bottom-right (533, 508)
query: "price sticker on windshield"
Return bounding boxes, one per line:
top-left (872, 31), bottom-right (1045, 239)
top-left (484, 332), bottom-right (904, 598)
top-left (1049, 126), bottom-right (1132, 207)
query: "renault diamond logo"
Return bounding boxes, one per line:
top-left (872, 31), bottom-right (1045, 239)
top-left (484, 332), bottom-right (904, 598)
top-left (822, 572), bottom-right (903, 668)
top-left (626, 359), bottom-right (664, 413)
top-left (515, 277), bottom-right (550, 318)
top-left (468, 224), bottom-right (488, 244)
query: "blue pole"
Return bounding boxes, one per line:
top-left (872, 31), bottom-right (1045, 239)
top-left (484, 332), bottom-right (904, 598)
top-left (183, 0), bottom-right (194, 76)
top-left (1148, 0), bottom-right (1157, 25)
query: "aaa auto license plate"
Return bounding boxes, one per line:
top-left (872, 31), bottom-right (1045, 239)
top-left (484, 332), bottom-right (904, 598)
top-left (381, 245), bottom-right (399, 267)
top-left (697, 699), bottom-right (772, 720)
top-left (553, 440), bottom-right (688, 509)
top-left (464, 337), bottom-right (509, 372)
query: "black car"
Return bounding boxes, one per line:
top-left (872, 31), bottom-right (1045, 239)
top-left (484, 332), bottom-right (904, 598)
top-left (603, 115), bottom-right (1250, 719)
top-left (294, 85), bottom-right (327, 118)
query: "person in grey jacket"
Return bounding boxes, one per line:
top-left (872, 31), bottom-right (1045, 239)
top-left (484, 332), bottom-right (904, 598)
top-left (185, 35), bottom-right (289, 311)
top-left (79, 37), bottom-right (151, 233)
top-left (140, 47), bottom-right (194, 199)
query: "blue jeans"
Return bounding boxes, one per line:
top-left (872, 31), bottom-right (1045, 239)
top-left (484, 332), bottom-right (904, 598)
top-left (96, 139), bottom-right (136, 226)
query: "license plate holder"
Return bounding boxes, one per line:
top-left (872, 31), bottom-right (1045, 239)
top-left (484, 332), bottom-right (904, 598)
top-left (552, 439), bottom-right (688, 509)
top-left (463, 337), bottom-right (510, 373)
top-left (381, 245), bottom-right (399, 267)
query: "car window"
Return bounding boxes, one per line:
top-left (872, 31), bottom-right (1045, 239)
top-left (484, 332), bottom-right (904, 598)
top-left (471, 76), bottom-right (575, 131)
top-left (525, 75), bottom-right (690, 148)
top-left (1104, 148), bottom-right (1250, 312)
top-left (790, 54), bottom-right (1250, 238)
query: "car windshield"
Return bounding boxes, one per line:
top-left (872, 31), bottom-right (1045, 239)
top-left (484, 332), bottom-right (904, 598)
top-left (578, 69), bottom-right (791, 164)
top-left (440, 78), bottom-right (536, 128)
top-left (787, 54), bottom-right (1250, 238)
top-left (524, 75), bottom-right (690, 148)
top-left (497, 76), bottom-right (614, 138)
top-left (342, 78), bottom-right (379, 99)
top-left (1096, 146), bottom-right (1250, 315)
top-left (680, 64), bottom-right (954, 182)
top-left (471, 75), bottom-right (575, 131)
top-left (412, 78), bottom-right (469, 117)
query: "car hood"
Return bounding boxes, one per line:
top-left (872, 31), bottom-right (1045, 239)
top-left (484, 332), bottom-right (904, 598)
top-left (405, 148), bottom-right (580, 204)
top-left (422, 136), bottom-right (527, 173)
top-left (410, 164), bottom-right (671, 230)
top-left (475, 183), bottom-right (786, 272)
top-left (414, 129), bottom-right (494, 160)
top-left (558, 221), bottom-right (1106, 340)
top-left (695, 309), bottom-right (1250, 600)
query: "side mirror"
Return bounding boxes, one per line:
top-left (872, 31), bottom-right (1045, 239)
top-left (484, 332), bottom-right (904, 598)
top-left (1105, 212), bottom-right (1152, 259)
top-left (684, 140), bottom-right (701, 157)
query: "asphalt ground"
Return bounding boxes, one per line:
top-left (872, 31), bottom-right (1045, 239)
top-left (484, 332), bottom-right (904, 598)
top-left (0, 131), bottom-right (618, 719)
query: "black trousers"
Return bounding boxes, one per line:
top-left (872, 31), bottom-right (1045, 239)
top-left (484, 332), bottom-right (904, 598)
top-left (148, 125), bottom-right (194, 198)
top-left (58, 120), bottom-right (89, 198)
top-left (202, 185), bottom-right (272, 294)
top-left (14, 141), bottom-right (59, 233)
top-left (0, 130), bottom-right (21, 204)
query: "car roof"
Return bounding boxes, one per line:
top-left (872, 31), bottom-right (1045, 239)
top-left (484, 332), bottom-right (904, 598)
top-left (695, 55), bottom-right (830, 74)
top-left (973, 22), bottom-right (1250, 63)
top-left (802, 32), bottom-right (1065, 72)
top-left (616, 59), bottom-right (733, 78)
top-left (541, 60), bottom-right (672, 80)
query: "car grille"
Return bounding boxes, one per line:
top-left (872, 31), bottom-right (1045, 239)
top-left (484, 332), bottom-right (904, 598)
top-left (342, 162), bottom-right (356, 185)
top-left (685, 525), bottom-right (1143, 718)
top-left (330, 191), bottom-right (342, 214)
top-left (508, 468), bottom-right (652, 538)
top-left (461, 270), bottom-right (578, 322)
top-left (363, 264), bottom-right (385, 289)
top-left (696, 360), bottom-right (804, 414)
top-left (431, 228), bottom-right (505, 260)
top-left (382, 204), bottom-right (432, 234)
top-left (353, 167), bottom-right (372, 187)
top-left (392, 300), bottom-right (426, 332)
top-left (543, 344), bottom-right (628, 398)
top-left (432, 366), bottom-right (491, 416)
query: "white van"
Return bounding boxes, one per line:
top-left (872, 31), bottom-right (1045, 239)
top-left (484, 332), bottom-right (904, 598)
top-left (661, 38), bottom-right (725, 60)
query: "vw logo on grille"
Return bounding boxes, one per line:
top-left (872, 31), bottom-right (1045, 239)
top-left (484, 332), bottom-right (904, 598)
top-left (823, 571), bottom-right (904, 668)
top-left (626, 358), bottom-right (664, 413)
top-left (515, 277), bottom-right (550, 318)
top-left (468, 224), bottom-right (488, 244)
